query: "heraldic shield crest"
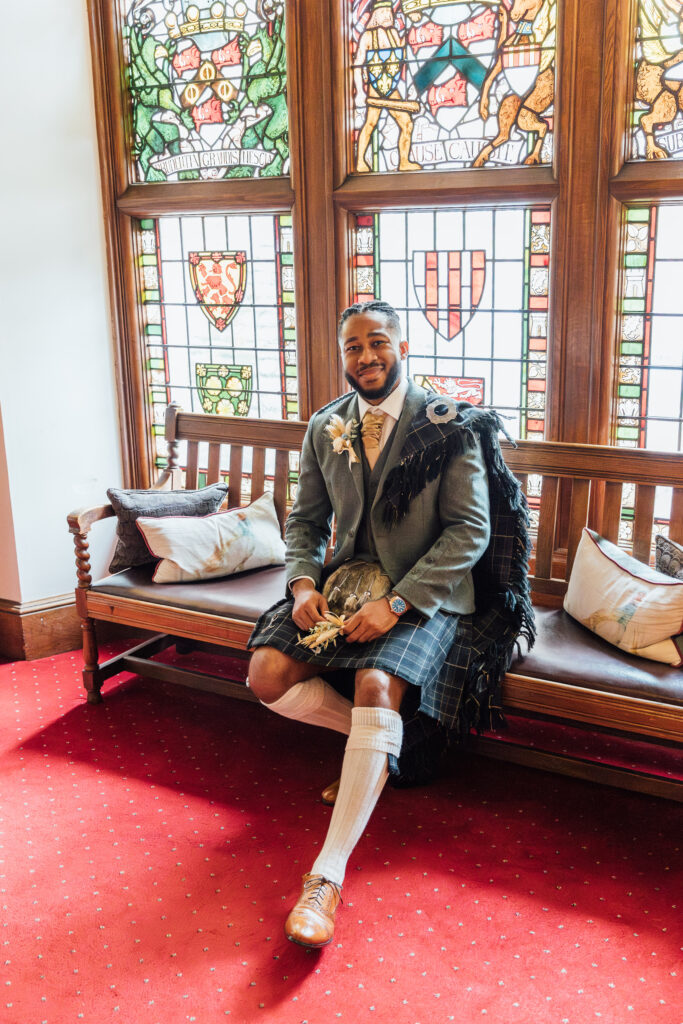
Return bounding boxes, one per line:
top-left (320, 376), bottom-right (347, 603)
top-left (195, 363), bottom-right (253, 417)
top-left (189, 251), bottom-right (247, 332)
top-left (412, 249), bottom-right (486, 340)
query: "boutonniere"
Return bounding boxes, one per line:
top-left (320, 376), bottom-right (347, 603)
top-left (325, 414), bottom-right (359, 466)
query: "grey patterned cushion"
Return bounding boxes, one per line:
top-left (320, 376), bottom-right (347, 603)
top-left (107, 483), bottom-right (228, 573)
top-left (655, 534), bottom-right (683, 581)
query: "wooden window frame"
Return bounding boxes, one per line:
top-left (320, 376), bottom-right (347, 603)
top-left (87, 0), bottom-right (681, 488)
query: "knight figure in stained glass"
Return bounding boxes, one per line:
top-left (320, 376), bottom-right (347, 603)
top-left (350, 0), bottom-right (557, 172)
top-left (632, 0), bottom-right (683, 161)
top-left (354, 0), bottom-right (421, 172)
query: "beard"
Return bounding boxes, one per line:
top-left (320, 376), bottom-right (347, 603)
top-left (344, 359), bottom-right (402, 402)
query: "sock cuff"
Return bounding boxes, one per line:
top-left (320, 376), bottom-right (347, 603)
top-left (262, 676), bottom-right (325, 717)
top-left (346, 706), bottom-right (403, 757)
top-left (351, 706), bottom-right (402, 730)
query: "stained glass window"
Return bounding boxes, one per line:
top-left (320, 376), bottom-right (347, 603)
top-left (615, 205), bottom-right (683, 543)
top-left (630, 0), bottom-right (683, 160)
top-left (353, 205), bottom-right (551, 438)
top-left (137, 212), bottom-right (297, 468)
top-left (120, 1), bottom-right (289, 182)
top-left (616, 205), bottom-right (683, 451)
top-left (349, 0), bottom-right (556, 173)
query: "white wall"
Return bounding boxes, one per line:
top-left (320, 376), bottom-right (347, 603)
top-left (0, 0), bottom-right (122, 604)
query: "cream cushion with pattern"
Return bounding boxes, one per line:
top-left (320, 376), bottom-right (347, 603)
top-left (564, 528), bottom-right (683, 666)
top-left (136, 491), bottom-right (285, 584)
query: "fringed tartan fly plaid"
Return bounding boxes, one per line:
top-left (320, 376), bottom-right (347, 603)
top-left (384, 402), bottom-right (535, 786)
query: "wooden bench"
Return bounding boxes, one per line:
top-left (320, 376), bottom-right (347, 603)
top-left (68, 405), bottom-right (683, 799)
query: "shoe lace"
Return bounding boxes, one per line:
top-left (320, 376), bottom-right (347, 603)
top-left (302, 875), bottom-right (343, 908)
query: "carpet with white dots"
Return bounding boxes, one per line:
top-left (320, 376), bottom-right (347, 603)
top-left (0, 646), bottom-right (681, 1024)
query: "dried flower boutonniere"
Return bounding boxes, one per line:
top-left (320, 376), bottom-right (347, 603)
top-left (325, 414), bottom-right (359, 466)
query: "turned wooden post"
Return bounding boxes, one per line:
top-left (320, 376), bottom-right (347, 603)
top-left (68, 513), bottom-right (103, 703)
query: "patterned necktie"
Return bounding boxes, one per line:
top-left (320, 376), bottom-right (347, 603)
top-left (361, 410), bottom-right (386, 470)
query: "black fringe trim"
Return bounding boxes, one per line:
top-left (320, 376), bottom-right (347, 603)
top-left (384, 402), bottom-right (536, 786)
top-left (382, 404), bottom-right (515, 528)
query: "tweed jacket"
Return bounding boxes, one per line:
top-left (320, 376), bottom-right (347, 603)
top-left (285, 379), bottom-right (491, 618)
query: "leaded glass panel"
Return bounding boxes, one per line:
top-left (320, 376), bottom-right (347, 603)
top-left (615, 205), bottom-right (683, 541)
top-left (137, 213), bottom-right (297, 469)
top-left (121, 1), bottom-right (289, 182)
top-left (616, 206), bottom-right (683, 452)
top-left (350, 0), bottom-right (556, 172)
top-left (630, 0), bottom-right (683, 161)
top-left (353, 206), bottom-right (551, 439)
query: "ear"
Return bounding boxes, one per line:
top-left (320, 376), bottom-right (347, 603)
top-left (399, 340), bottom-right (409, 360)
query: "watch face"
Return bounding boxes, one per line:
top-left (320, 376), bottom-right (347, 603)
top-left (389, 594), bottom-right (407, 615)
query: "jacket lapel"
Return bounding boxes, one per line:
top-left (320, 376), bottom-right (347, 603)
top-left (327, 392), bottom-right (364, 507)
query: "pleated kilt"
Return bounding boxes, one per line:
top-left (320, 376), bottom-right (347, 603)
top-left (248, 597), bottom-right (458, 690)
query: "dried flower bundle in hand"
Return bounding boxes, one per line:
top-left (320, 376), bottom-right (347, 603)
top-left (296, 612), bottom-right (347, 654)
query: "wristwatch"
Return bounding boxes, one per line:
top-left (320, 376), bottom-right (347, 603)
top-left (387, 592), bottom-right (408, 616)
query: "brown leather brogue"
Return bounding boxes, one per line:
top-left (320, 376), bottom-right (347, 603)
top-left (321, 778), bottom-right (340, 805)
top-left (284, 873), bottom-right (342, 948)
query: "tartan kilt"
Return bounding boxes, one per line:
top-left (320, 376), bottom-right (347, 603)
top-left (248, 598), bottom-right (459, 691)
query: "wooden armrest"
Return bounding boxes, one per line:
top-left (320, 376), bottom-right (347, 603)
top-left (67, 503), bottom-right (115, 535)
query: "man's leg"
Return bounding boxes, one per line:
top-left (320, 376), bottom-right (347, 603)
top-left (285, 669), bottom-right (407, 948)
top-left (248, 646), bottom-right (353, 736)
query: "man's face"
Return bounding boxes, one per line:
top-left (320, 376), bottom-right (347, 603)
top-left (339, 311), bottom-right (408, 403)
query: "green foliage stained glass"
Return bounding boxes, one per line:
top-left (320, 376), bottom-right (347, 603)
top-left (121, 1), bottom-right (289, 182)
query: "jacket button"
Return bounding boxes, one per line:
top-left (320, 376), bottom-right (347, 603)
top-left (349, 529), bottom-right (355, 537)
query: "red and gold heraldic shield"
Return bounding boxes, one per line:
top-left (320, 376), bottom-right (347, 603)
top-left (189, 251), bottom-right (247, 332)
top-left (412, 249), bottom-right (486, 340)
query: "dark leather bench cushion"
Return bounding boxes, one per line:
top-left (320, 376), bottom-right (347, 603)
top-left (92, 570), bottom-right (682, 706)
top-left (511, 607), bottom-right (683, 706)
top-left (92, 565), bottom-right (287, 621)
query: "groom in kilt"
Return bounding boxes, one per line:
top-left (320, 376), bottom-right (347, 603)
top-left (249, 299), bottom-right (530, 949)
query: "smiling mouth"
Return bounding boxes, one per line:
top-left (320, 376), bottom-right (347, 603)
top-left (359, 366), bottom-right (383, 377)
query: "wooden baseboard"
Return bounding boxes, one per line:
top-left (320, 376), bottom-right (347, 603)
top-left (0, 594), bottom-right (82, 661)
top-left (0, 595), bottom-right (148, 662)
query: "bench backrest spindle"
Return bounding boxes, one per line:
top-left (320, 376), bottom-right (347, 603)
top-left (207, 443), bottom-right (222, 485)
top-left (228, 445), bottom-right (244, 509)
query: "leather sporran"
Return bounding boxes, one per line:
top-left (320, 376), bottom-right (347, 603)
top-left (296, 560), bottom-right (392, 654)
top-left (323, 560), bottom-right (392, 616)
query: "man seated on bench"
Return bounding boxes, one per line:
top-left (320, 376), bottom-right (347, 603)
top-left (248, 300), bottom-right (491, 949)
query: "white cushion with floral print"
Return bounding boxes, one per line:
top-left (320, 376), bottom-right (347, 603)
top-left (564, 528), bottom-right (683, 666)
top-left (136, 491), bottom-right (285, 584)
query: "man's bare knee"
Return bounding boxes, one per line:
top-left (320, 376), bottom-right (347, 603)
top-left (354, 669), bottom-right (408, 711)
top-left (248, 647), bottom-right (314, 704)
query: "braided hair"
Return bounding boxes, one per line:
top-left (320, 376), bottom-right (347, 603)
top-left (337, 300), bottom-right (402, 340)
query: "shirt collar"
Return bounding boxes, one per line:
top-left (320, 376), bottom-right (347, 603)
top-left (357, 374), bottom-right (408, 422)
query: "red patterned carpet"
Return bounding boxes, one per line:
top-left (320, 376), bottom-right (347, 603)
top-left (0, 647), bottom-right (681, 1024)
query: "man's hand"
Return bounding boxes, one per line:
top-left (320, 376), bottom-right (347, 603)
top-left (291, 579), bottom-right (329, 631)
top-left (342, 598), bottom-right (399, 644)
